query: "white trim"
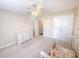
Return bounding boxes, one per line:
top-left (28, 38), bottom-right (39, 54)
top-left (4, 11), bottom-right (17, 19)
top-left (0, 41), bottom-right (16, 49)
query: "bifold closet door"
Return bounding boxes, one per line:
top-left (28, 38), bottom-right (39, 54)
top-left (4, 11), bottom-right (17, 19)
top-left (52, 14), bottom-right (74, 39)
top-left (43, 19), bottom-right (52, 38)
top-left (52, 16), bottom-right (63, 39)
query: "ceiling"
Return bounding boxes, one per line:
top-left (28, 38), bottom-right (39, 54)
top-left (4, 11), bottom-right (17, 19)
top-left (0, 0), bottom-right (79, 14)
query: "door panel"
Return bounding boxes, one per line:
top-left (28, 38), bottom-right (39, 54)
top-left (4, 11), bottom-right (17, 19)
top-left (52, 16), bottom-right (63, 39)
top-left (62, 14), bottom-right (74, 37)
top-left (43, 19), bottom-right (52, 38)
top-left (52, 14), bottom-right (74, 39)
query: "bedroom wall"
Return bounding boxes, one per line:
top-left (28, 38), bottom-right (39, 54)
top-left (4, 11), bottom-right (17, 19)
top-left (43, 9), bottom-right (76, 49)
top-left (43, 8), bottom-right (79, 57)
top-left (0, 11), bottom-right (33, 47)
top-left (73, 8), bottom-right (79, 36)
top-left (72, 8), bottom-right (79, 57)
top-left (43, 15), bottom-right (53, 38)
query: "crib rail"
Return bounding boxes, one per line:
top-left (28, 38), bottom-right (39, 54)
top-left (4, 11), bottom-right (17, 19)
top-left (53, 35), bottom-right (74, 49)
top-left (40, 35), bottom-right (76, 58)
top-left (71, 35), bottom-right (79, 57)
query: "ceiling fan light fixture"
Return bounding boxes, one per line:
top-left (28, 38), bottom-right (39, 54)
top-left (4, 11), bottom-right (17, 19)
top-left (31, 0), bottom-right (42, 17)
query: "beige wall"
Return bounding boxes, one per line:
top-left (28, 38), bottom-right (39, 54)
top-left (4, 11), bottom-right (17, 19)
top-left (0, 11), bottom-right (33, 47)
top-left (43, 9), bottom-right (75, 37)
top-left (73, 8), bottom-right (79, 36)
top-left (72, 8), bottom-right (79, 57)
top-left (43, 9), bottom-right (79, 56)
top-left (43, 16), bottom-right (53, 38)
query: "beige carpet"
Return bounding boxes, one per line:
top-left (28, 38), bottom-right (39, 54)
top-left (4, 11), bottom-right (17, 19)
top-left (0, 36), bottom-right (55, 58)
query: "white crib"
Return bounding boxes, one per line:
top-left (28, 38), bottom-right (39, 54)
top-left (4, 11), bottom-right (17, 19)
top-left (40, 35), bottom-right (77, 58)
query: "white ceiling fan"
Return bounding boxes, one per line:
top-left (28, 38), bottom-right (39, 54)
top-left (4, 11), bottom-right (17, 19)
top-left (25, 0), bottom-right (43, 17)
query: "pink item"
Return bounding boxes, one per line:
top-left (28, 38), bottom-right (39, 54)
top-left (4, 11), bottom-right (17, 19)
top-left (49, 49), bottom-right (56, 56)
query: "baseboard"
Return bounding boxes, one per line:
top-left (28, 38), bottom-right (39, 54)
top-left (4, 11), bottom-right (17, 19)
top-left (0, 41), bottom-right (16, 49)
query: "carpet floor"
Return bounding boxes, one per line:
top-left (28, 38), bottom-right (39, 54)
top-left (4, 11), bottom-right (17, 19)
top-left (0, 36), bottom-right (55, 58)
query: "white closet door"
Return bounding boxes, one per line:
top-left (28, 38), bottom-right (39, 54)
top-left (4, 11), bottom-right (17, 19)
top-left (52, 14), bottom-right (74, 39)
top-left (43, 19), bottom-right (52, 38)
top-left (62, 14), bottom-right (74, 37)
top-left (52, 16), bottom-right (63, 39)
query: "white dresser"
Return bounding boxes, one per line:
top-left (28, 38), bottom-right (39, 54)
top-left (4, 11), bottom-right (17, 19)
top-left (16, 32), bottom-right (33, 45)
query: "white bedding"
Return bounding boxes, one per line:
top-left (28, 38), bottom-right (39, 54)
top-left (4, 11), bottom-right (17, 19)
top-left (40, 44), bottom-right (76, 58)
